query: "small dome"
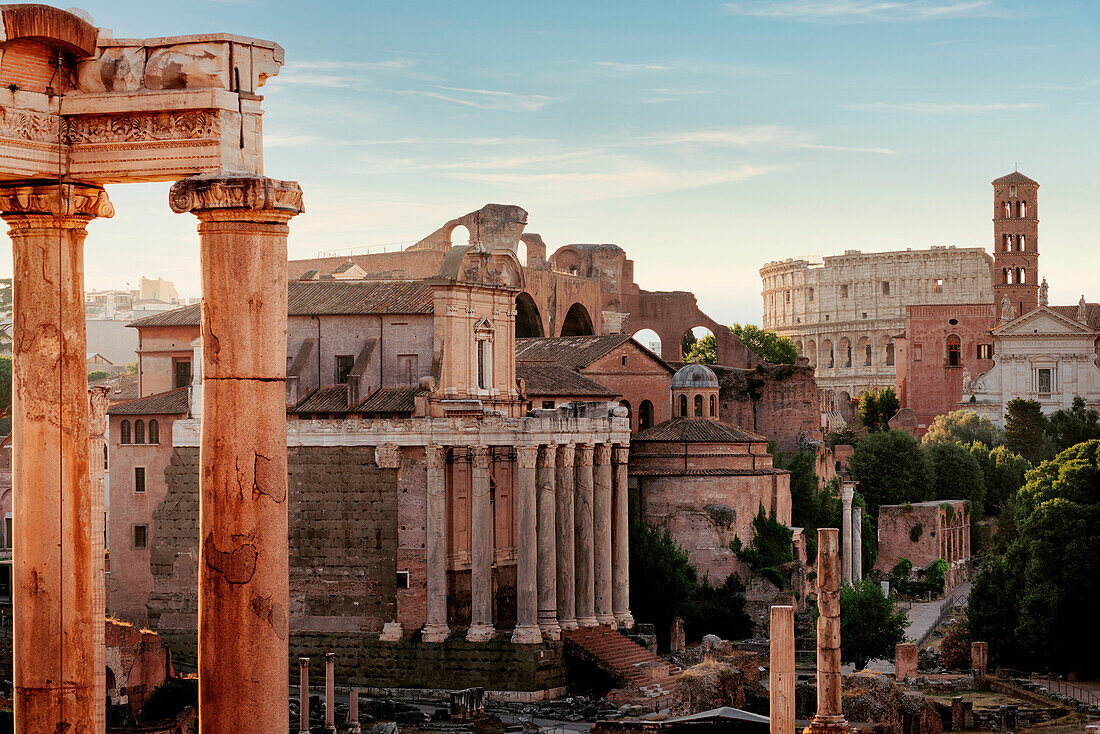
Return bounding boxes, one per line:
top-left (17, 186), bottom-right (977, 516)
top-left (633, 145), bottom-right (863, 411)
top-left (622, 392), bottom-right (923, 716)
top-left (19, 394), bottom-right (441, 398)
top-left (671, 360), bottom-right (718, 389)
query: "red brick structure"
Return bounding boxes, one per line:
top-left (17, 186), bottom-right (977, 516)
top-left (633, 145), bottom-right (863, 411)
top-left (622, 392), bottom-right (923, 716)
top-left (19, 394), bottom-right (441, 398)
top-left (104, 617), bottom-right (173, 715)
top-left (713, 360), bottom-right (820, 456)
top-left (992, 171), bottom-right (1040, 318)
top-left (874, 500), bottom-right (971, 592)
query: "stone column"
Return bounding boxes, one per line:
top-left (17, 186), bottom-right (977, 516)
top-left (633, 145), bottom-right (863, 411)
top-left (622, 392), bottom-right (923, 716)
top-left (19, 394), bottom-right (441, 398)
top-left (895, 643), bottom-right (918, 680)
top-left (971, 641), bottom-right (988, 676)
top-left (841, 481), bottom-right (854, 585)
top-left (852, 507), bottom-right (862, 582)
top-left (423, 445), bottom-right (450, 642)
top-left (806, 528), bottom-right (848, 734)
top-left (298, 658), bottom-right (310, 734)
top-left (556, 444), bottom-right (578, 630)
top-left (612, 443), bottom-right (634, 629)
top-left (593, 443), bottom-right (615, 625)
top-left (349, 688), bottom-right (361, 734)
top-left (770, 605), bottom-right (795, 734)
top-left (170, 175), bottom-right (302, 734)
top-left (512, 446), bottom-right (542, 644)
top-left (90, 386), bottom-right (109, 734)
top-left (537, 444), bottom-right (561, 640)
top-left (324, 652), bottom-right (336, 734)
top-left (468, 445), bottom-right (495, 641)
top-left (574, 443), bottom-right (598, 627)
top-left (2, 182), bottom-right (113, 734)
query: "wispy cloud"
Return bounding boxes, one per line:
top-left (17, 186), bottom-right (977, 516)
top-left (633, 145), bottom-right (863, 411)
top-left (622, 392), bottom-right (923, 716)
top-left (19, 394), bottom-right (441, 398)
top-left (592, 61), bottom-right (672, 72)
top-left (643, 125), bottom-right (896, 154)
top-left (851, 101), bottom-right (1041, 113)
top-left (401, 86), bottom-right (553, 112)
top-left (721, 0), bottom-right (1002, 23)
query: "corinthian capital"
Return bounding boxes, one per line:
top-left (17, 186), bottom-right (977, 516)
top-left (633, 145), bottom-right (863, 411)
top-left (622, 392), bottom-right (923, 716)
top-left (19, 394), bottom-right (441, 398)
top-left (0, 182), bottom-right (114, 220)
top-left (169, 174), bottom-right (304, 215)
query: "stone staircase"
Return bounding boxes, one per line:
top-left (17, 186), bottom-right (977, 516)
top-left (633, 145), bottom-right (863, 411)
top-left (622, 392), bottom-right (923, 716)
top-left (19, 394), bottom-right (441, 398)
top-left (563, 626), bottom-right (682, 703)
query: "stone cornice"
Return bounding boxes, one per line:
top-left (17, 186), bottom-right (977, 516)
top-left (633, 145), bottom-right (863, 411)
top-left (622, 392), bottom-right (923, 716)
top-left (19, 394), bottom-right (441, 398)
top-left (169, 174), bottom-right (303, 215)
top-left (0, 182), bottom-right (114, 219)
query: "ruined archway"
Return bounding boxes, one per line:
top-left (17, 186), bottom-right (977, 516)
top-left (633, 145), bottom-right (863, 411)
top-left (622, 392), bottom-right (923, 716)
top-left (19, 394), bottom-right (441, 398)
top-left (561, 302), bottom-right (594, 336)
top-left (515, 292), bottom-right (544, 338)
top-left (682, 326), bottom-right (716, 363)
top-left (633, 329), bottom-right (661, 355)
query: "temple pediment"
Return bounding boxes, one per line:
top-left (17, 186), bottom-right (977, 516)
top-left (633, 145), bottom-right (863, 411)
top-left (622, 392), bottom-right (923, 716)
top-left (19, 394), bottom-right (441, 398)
top-left (993, 306), bottom-right (1096, 336)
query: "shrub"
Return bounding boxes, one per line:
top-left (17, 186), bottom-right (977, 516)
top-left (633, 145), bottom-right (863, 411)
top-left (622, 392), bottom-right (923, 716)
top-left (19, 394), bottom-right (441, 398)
top-left (940, 618), bottom-right (972, 670)
top-left (909, 523), bottom-right (923, 542)
top-left (926, 559), bottom-right (949, 594)
top-left (730, 504), bottom-right (793, 576)
top-left (141, 677), bottom-right (197, 723)
top-left (840, 578), bottom-right (909, 669)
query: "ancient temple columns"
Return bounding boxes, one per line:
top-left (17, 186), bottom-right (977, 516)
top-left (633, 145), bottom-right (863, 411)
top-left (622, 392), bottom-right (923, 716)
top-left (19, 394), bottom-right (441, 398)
top-left (468, 445), bottom-right (495, 641)
top-left (324, 653), bottom-right (336, 734)
top-left (770, 605), bottom-right (795, 734)
top-left (574, 443), bottom-right (599, 627)
top-left (807, 528), bottom-right (848, 734)
top-left (556, 443), bottom-right (579, 630)
top-left (170, 175), bottom-right (302, 734)
top-left (423, 445), bottom-right (450, 642)
top-left (852, 507), bottom-right (863, 582)
top-left (512, 446), bottom-right (542, 644)
top-left (611, 443), bottom-right (633, 629)
top-left (90, 386), bottom-right (110, 734)
top-left (593, 444), bottom-right (615, 625)
top-left (298, 658), bottom-right (309, 734)
top-left (537, 445), bottom-right (561, 640)
top-left (2, 182), bottom-right (113, 734)
top-left (841, 481), bottom-right (854, 585)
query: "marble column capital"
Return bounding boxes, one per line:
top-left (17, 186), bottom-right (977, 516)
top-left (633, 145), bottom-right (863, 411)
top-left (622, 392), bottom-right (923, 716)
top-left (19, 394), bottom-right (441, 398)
top-left (426, 444), bottom-right (447, 471)
top-left (374, 444), bottom-right (401, 469)
top-left (472, 445), bottom-right (491, 470)
top-left (612, 443), bottom-right (630, 464)
top-left (574, 443), bottom-right (594, 466)
top-left (0, 181), bottom-right (114, 227)
top-left (516, 445), bottom-right (538, 469)
top-left (556, 443), bottom-right (575, 467)
top-left (170, 174), bottom-right (303, 222)
top-left (538, 444), bottom-right (557, 468)
top-left (594, 443), bottom-right (612, 465)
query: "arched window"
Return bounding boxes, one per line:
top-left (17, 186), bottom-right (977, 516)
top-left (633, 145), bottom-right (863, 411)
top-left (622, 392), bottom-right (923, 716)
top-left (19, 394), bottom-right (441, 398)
top-left (1002, 234), bottom-right (1011, 251)
top-left (679, 395), bottom-right (688, 417)
top-left (639, 400), bottom-right (654, 431)
top-left (1016, 267), bottom-right (1025, 284)
top-left (134, 420), bottom-right (145, 444)
top-left (946, 335), bottom-right (961, 367)
top-left (474, 318), bottom-right (494, 390)
top-left (864, 343), bottom-right (872, 366)
top-left (1017, 234), bottom-right (1025, 251)
top-left (1004, 268), bottom-right (1012, 285)
top-left (149, 419), bottom-right (159, 445)
top-left (1018, 201), bottom-right (1027, 217)
top-left (1003, 202), bottom-right (1011, 218)
top-left (885, 340), bottom-right (895, 367)
top-left (693, 394), bottom-right (703, 417)
top-left (120, 420), bottom-right (131, 445)
top-left (709, 394), bottom-right (716, 417)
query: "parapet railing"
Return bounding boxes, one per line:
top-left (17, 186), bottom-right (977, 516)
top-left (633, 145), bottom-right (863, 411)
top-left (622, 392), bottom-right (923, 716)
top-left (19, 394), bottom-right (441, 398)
top-left (998, 668), bottom-right (1100, 707)
top-left (915, 588), bottom-right (969, 647)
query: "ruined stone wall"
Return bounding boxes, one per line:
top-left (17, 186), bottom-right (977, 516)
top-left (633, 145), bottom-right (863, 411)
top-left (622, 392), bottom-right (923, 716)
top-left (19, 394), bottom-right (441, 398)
top-left (523, 266), bottom-right (603, 337)
top-left (713, 363), bottom-right (820, 456)
top-left (287, 250), bottom-right (445, 281)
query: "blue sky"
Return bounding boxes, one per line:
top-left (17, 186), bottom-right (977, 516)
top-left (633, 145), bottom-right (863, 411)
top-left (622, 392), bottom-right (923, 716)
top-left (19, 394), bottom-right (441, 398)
top-left (10, 0), bottom-right (1100, 323)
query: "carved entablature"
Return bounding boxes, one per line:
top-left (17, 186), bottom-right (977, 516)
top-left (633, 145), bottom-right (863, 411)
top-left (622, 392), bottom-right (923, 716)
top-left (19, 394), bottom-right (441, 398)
top-left (65, 111), bottom-right (220, 145)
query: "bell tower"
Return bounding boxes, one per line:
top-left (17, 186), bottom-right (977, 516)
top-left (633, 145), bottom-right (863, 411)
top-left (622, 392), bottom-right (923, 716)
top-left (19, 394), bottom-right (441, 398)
top-left (992, 170), bottom-right (1039, 317)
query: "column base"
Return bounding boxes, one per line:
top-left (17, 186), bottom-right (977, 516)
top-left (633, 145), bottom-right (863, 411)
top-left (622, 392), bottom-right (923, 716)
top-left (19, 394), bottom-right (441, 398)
top-left (421, 624), bottom-right (450, 643)
top-left (802, 714), bottom-right (850, 734)
top-left (559, 617), bottom-right (579, 631)
top-left (614, 611), bottom-right (635, 630)
top-left (324, 727), bottom-right (337, 734)
top-left (349, 725), bottom-right (362, 734)
top-left (466, 624), bottom-right (496, 642)
top-left (538, 619), bottom-right (562, 641)
top-left (511, 624), bottom-right (543, 645)
top-left (578, 616), bottom-right (600, 628)
top-left (380, 621), bottom-right (403, 642)
top-left (596, 613), bottom-right (617, 626)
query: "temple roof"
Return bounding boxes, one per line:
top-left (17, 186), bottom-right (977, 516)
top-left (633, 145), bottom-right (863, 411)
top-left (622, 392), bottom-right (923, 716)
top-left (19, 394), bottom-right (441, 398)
top-left (517, 362), bottom-right (617, 398)
top-left (632, 417), bottom-right (767, 444)
top-left (516, 334), bottom-right (668, 371)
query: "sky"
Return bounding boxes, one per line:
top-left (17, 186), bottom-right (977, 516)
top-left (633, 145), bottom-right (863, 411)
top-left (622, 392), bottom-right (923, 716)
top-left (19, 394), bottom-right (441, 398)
top-left (4, 0), bottom-right (1099, 323)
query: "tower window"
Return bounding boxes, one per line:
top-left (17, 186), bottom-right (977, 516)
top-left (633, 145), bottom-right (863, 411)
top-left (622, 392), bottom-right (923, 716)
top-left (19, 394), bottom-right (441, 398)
top-left (621, 355), bottom-right (628, 367)
top-left (933, 278), bottom-right (944, 294)
top-left (841, 285), bottom-right (849, 298)
top-left (1016, 268), bottom-right (1026, 284)
top-left (946, 335), bottom-right (961, 367)
top-left (882, 281), bottom-right (890, 295)
top-left (680, 394), bottom-right (688, 417)
top-left (134, 466), bottom-right (146, 494)
top-left (1003, 234), bottom-right (1012, 252)
top-left (709, 395), bottom-right (716, 417)
top-left (335, 355), bottom-right (354, 384)
top-left (977, 344), bottom-right (993, 359)
top-left (1003, 202), bottom-right (1011, 218)
top-left (132, 524), bottom-right (148, 550)
top-left (694, 394), bottom-right (703, 417)
top-left (120, 420), bottom-right (131, 445)
top-left (1017, 234), bottom-right (1025, 251)
top-left (1010, 185), bottom-right (1017, 197)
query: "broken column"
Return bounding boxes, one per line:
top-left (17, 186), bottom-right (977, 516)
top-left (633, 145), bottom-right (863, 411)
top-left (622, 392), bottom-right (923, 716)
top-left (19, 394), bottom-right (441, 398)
top-left (611, 443), bottom-right (634, 629)
top-left (895, 643), bottom-right (918, 681)
top-left (971, 641), bottom-right (988, 676)
top-left (806, 527), bottom-right (849, 734)
top-left (468, 445), bottom-right (495, 641)
top-left (349, 688), bottom-right (361, 734)
top-left (2, 182), bottom-right (113, 733)
top-left (770, 605), bottom-right (795, 734)
top-left (512, 445), bottom-right (542, 644)
top-left (852, 506), bottom-right (862, 582)
top-left (324, 652), bottom-right (336, 734)
top-left (536, 444), bottom-right (560, 640)
top-left (841, 482), bottom-right (854, 585)
top-left (574, 443), bottom-right (598, 627)
top-left (423, 445), bottom-right (450, 642)
top-left (298, 658), bottom-right (310, 734)
top-left (593, 443), bottom-right (615, 625)
top-left (556, 443), bottom-right (578, 630)
top-left (170, 175), bottom-right (303, 734)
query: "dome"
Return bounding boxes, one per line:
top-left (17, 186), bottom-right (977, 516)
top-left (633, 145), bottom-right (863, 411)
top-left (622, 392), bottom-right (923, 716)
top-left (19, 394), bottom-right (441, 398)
top-left (671, 360), bottom-right (718, 390)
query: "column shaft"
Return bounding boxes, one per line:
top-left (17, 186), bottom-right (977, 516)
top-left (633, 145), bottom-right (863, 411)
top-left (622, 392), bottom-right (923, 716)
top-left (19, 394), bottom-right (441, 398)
top-left (810, 528), bottom-right (847, 730)
top-left (555, 444), bottom-right (578, 630)
top-left (171, 175), bottom-right (302, 734)
top-left (90, 386), bottom-right (109, 734)
top-left (852, 507), bottom-right (863, 582)
top-left (612, 444), bottom-right (634, 628)
top-left (537, 445), bottom-right (560, 639)
top-left (467, 446), bottom-right (495, 641)
top-left (3, 183), bottom-right (113, 733)
top-left (512, 446), bottom-right (541, 644)
top-left (324, 653), bottom-right (336, 733)
top-left (841, 483), bottom-right (854, 585)
top-left (593, 444), bottom-right (615, 625)
top-left (574, 444), bottom-right (598, 627)
top-left (423, 445), bottom-right (450, 641)
top-left (770, 605), bottom-right (795, 734)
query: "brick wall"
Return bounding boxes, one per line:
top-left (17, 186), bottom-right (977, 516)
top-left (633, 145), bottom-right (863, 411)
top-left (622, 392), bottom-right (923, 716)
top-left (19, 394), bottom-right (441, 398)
top-left (714, 363), bottom-right (820, 456)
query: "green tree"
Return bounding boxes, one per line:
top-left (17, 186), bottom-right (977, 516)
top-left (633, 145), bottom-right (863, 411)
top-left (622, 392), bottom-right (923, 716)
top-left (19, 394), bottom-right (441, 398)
top-left (850, 430), bottom-right (934, 517)
top-left (727, 323), bottom-right (798, 365)
top-left (925, 442), bottom-right (986, 517)
top-left (839, 578), bottom-right (909, 669)
top-left (683, 333), bottom-right (717, 364)
top-left (968, 555), bottom-right (1023, 665)
top-left (1004, 398), bottom-right (1052, 464)
top-left (681, 330), bottom-right (698, 361)
top-left (0, 354), bottom-right (10, 416)
top-left (731, 504), bottom-right (794, 586)
top-left (0, 277), bottom-right (11, 314)
top-left (1047, 396), bottom-right (1100, 453)
top-left (857, 387), bottom-right (900, 433)
top-left (87, 369), bottom-right (110, 382)
top-left (980, 444), bottom-right (1032, 516)
top-left (123, 361), bottom-right (138, 376)
top-left (923, 410), bottom-right (1004, 448)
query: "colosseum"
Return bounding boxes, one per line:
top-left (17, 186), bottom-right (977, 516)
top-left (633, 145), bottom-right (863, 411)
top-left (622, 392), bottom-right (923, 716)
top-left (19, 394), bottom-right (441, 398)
top-left (760, 246), bottom-right (992, 415)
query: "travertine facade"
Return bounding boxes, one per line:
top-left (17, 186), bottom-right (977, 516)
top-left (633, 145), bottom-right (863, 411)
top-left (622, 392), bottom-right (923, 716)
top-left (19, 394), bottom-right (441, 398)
top-left (761, 247), bottom-right (993, 410)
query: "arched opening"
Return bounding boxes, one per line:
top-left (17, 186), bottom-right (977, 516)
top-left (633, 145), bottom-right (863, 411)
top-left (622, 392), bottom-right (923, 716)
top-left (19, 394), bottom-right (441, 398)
top-left (1003, 202), bottom-right (1011, 218)
top-left (946, 334), bottom-right (961, 366)
top-left (105, 666), bottom-right (116, 693)
top-left (1016, 267), bottom-right (1025, 284)
top-left (1017, 234), bottom-right (1026, 251)
top-left (681, 325), bottom-right (716, 363)
top-left (149, 419), bottom-right (159, 445)
top-left (794, 339), bottom-right (803, 356)
top-left (679, 394), bottom-right (688, 417)
top-left (693, 394), bottom-right (703, 417)
top-left (639, 400), bottom-right (654, 431)
top-left (1002, 234), bottom-right (1011, 251)
top-left (619, 399), bottom-right (631, 425)
top-left (821, 339), bottom-right (834, 369)
top-left (560, 303), bottom-right (594, 336)
top-left (838, 391), bottom-right (853, 421)
top-left (857, 336), bottom-right (871, 367)
top-left (839, 337), bottom-right (852, 368)
top-left (517, 239), bottom-right (528, 267)
top-left (120, 420), bottom-right (131, 444)
top-left (806, 339), bottom-right (817, 367)
top-left (134, 420), bottom-right (145, 444)
top-left (709, 394), bottom-right (716, 418)
top-left (515, 293), bottom-right (544, 338)
top-left (633, 328), bottom-right (662, 355)
top-left (881, 336), bottom-right (895, 367)
top-left (450, 224), bottom-right (472, 246)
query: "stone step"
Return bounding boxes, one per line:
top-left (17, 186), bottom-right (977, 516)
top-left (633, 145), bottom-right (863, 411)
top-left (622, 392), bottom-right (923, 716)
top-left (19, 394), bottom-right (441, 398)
top-left (563, 626), bottom-right (682, 696)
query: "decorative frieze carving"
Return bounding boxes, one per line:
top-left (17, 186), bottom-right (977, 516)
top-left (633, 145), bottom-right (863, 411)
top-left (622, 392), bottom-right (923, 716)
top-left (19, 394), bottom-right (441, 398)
top-left (66, 111), bottom-right (220, 144)
top-left (0, 106), bottom-right (56, 143)
top-left (169, 175), bottom-right (304, 215)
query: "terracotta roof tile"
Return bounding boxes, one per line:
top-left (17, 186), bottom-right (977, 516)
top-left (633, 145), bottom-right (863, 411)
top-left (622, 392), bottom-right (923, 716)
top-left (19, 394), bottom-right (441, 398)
top-left (992, 171), bottom-right (1039, 186)
top-left (517, 362), bottom-right (617, 398)
top-left (632, 417), bottom-right (767, 443)
top-left (357, 386), bottom-right (424, 413)
top-left (107, 387), bottom-right (189, 415)
top-left (1050, 303), bottom-right (1100, 330)
top-left (516, 334), bottom-right (644, 370)
top-left (294, 386), bottom-right (352, 413)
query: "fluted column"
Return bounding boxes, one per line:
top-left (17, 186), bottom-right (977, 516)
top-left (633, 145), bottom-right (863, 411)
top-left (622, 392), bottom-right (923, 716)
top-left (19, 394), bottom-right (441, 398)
top-left (612, 443), bottom-right (634, 628)
top-left (574, 443), bottom-right (598, 627)
top-left (841, 481), bottom-right (854, 585)
top-left (423, 445), bottom-right (450, 642)
top-left (89, 386), bottom-right (109, 734)
top-left (555, 444), bottom-right (578, 630)
top-left (512, 446), bottom-right (541, 644)
top-left (852, 507), bottom-right (863, 582)
top-left (770, 605), bottom-right (795, 734)
top-left (807, 528), bottom-right (847, 734)
top-left (537, 444), bottom-right (561, 640)
top-left (468, 445), bottom-right (495, 641)
top-left (593, 444), bottom-right (615, 625)
top-left (324, 652), bottom-right (336, 734)
top-left (171, 175), bottom-right (303, 734)
top-left (297, 658), bottom-right (309, 734)
top-left (2, 182), bottom-right (113, 734)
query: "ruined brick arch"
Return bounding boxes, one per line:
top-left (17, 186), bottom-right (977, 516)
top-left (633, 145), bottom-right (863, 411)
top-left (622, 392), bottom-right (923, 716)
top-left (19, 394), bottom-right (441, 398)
top-left (561, 302), bottom-right (595, 336)
top-left (624, 292), bottom-right (761, 368)
top-left (515, 292), bottom-right (544, 338)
